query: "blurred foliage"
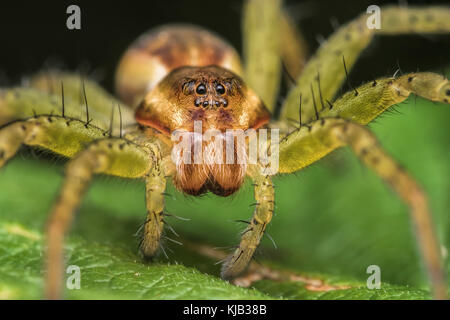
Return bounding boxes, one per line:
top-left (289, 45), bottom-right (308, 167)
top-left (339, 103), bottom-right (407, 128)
top-left (0, 95), bottom-right (449, 299)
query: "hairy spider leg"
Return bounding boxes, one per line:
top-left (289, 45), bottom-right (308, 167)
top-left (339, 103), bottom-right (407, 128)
top-left (0, 88), bottom-right (169, 299)
top-left (280, 5), bottom-right (450, 123)
top-left (45, 137), bottom-right (154, 299)
top-left (278, 107), bottom-right (448, 299)
top-left (221, 165), bottom-right (275, 279)
top-left (140, 164), bottom-right (167, 258)
top-left (243, 0), bottom-right (282, 111)
top-left (279, 118), bottom-right (446, 299)
top-left (277, 72), bottom-right (449, 298)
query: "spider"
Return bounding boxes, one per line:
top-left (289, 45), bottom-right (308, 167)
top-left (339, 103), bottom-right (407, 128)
top-left (0, 0), bottom-right (449, 300)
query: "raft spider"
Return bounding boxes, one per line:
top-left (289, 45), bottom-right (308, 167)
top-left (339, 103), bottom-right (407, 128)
top-left (0, 0), bottom-right (449, 299)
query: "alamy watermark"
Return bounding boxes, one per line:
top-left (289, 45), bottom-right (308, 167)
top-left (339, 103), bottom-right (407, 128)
top-left (66, 265), bottom-right (81, 290)
top-left (66, 5), bottom-right (81, 30)
top-left (171, 121), bottom-right (279, 175)
top-left (366, 5), bottom-right (381, 29)
top-left (366, 265), bottom-right (381, 289)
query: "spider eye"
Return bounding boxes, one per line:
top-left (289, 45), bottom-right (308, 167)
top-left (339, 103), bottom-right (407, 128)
top-left (215, 83), bottom-right (225, 95)
top-left (182, 81), bottom-right (193, 95)
top-left (196, 84), bottom-right (207, 95)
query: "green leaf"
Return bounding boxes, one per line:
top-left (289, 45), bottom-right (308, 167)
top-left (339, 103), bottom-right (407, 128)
top-left (0, 96), bottom-right (449, 299)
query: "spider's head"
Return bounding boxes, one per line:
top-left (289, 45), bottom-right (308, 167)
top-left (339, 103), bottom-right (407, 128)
top-left (135, 65), bottom-right (271, 135)
top-left (135, 65), bottom-right (271, 196)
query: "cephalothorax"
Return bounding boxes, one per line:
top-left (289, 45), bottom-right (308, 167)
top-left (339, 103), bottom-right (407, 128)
top-left (0, 0), bottom-right (450, 299)
top-left (134, 64), bottom-right (270, 196)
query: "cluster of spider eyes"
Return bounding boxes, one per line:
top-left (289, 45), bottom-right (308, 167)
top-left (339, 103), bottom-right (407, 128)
top-left (193, 82), bottom-right (228, 108)
top-left (195, 83), bottom-right (226, 95)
